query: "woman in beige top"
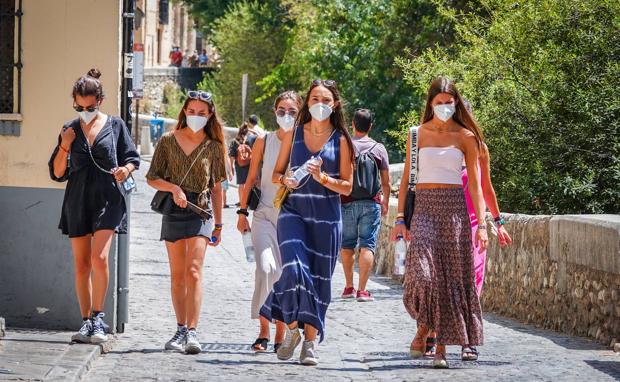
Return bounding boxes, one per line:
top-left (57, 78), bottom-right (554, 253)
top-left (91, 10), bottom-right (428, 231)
top-left (237, 91), bottom-right (303, 353)
top-left (146, 90), bottom-right (226, 354)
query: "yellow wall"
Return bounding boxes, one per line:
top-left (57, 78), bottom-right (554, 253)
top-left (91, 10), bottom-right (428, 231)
top-left (0, 0), bottom-right (122, 189)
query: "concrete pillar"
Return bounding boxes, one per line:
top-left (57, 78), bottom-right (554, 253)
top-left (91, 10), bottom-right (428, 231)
top-left (140, 125), bottom-right (153, 155)
top-left (0, 316), bottom-right (5, 337)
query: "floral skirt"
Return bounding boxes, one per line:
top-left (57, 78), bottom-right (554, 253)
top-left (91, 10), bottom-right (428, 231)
top-left (402, 188), bottom-right (483, 346)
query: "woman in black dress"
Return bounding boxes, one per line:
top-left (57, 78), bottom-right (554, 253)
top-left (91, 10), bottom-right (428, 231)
top-left (49, 69), bottom-right (140, 344)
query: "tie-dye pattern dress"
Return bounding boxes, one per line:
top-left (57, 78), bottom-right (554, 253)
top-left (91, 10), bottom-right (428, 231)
top-left (260, 125), bottom-right (342, 343)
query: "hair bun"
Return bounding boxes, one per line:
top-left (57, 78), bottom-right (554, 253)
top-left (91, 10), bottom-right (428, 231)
top-left (87, 68), bottom-right (102, 79)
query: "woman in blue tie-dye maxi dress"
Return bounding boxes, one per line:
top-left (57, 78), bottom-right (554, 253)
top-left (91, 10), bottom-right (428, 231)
top-left (260, 80), bottom-right (354, 366)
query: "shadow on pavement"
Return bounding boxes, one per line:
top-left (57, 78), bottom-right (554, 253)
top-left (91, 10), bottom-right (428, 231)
top-left (584, 360), bottom-right (620, 380)
top-left (483, 313), bottom-right (607, 351)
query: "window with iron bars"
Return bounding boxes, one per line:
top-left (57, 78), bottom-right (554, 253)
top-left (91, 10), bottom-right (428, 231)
top-left (0, 0), bottom-right (22, 136)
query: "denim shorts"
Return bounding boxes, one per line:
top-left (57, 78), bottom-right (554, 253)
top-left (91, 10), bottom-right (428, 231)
top-left (341, 200), bottom-right (381, 253)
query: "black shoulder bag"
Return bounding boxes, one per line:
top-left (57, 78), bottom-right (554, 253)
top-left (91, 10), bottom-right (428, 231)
top-left (246, 133), bottom-right (268, 210)
top-left (403, 126), bottom-right (419, 230)
top-left (150, 144), bottom-right (207, 216)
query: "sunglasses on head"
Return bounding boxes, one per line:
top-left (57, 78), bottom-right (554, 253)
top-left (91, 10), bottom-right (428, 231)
top-left (275, 109), bottom-right (298, 118)
top-left (73, 104), bottom-right (98, 113)
top-left (188, 90), bottom-right (213, 102)
top-left (312, 79), bottom-right (336, 87)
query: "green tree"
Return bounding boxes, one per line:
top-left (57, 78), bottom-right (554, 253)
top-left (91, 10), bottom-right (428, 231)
top-left (182, 0), bottom-right (245, 33)
top-left (398, 0), bottom-right (620, 214)
top-left (197, 1), bottom-right (290, 127)
top-left (259, 0), bottom-right (477, 160)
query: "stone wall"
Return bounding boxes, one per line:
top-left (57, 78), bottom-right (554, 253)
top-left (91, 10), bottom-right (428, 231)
top-left (374, 168), bottom-right (620, 349)
top-left (142, 67), bottom-right (215, 112)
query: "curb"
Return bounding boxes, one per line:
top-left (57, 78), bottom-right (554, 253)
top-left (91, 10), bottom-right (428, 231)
top-left (44, 337), bottom-right (117, 382)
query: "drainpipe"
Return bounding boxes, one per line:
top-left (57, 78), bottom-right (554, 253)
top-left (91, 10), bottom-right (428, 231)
top-left (117, 0), bottom-right (135, 334)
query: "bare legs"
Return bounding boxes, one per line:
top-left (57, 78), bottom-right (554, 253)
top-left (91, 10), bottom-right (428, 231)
top-left (166, 236), bottom-right (208, 328)
top-left (70, 230), bottom-right (115, 317)
top-left (341, 247), bottom-right (374, 291)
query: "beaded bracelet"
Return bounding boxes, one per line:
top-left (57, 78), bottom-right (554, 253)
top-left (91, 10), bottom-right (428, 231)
top-left (236, 209), bottom-right (249, 217)
top-left (214, 224), bottom-right (223, 231)
top-left (320, 172), bottom-right (329, 185)
top-left (395, 220), bottom-right (406, 226)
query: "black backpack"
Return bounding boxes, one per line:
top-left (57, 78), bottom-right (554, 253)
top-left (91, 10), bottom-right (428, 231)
top-left (350, 142), bottom-right (382, 200)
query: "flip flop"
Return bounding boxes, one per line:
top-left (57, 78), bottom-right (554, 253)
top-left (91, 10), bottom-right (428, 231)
top-left (252, 338), bottom-right (269, 352)
top-left (461, 346), bottom-right (479, 361)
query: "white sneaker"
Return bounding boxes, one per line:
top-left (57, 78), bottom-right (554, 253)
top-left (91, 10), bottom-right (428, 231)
top-left (185, 329), bottom-right (202, 354)
top-left (165, 326), bottom-right (187, 351)
top-left (71, 319), bottom-right (92, 343)
top-left (90, 313), bottom-right (108, 344)
top-left (277, 326), bottom-right (302, 360)
top-left (300, 340), bottom-right (319, 366)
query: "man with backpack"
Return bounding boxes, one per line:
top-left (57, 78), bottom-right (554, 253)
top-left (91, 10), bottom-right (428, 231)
top-left (340, 109), bottom-right (391, 302)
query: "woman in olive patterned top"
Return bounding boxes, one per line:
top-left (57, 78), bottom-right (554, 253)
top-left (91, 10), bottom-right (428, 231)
top-left (146, 90), bottom-right (226, 354)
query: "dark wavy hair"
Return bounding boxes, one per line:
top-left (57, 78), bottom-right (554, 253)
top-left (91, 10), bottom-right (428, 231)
top-left (72, 68), bottom-right (104, 100)
top-left (422, 77), bottom-right (484, 148)
top-left (296, 80), bottom-right (354, 163)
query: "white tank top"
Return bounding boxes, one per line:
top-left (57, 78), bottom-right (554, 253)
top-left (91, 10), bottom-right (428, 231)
top-left (417, 147), bottom-right (463, 185)
top-left (259, 132), bottom-right (282, 208)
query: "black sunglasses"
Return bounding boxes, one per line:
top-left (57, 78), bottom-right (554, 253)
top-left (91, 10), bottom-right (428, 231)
top-left (73, 104), bottom-right (97, 113)
top-left (188, 90), bottom-right (213, 102)
top-left (312, 79), bottom-right (336, 87)
top-left (275, 109), bottom-right (298, 118)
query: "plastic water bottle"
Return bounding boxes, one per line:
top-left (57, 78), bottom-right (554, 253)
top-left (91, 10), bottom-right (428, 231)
top-left (242, 231), bottom-right (255, 263)
top-left (292, 156), bottom-right (321, 183)
top-left (394, 236), bottom-right (407, 276)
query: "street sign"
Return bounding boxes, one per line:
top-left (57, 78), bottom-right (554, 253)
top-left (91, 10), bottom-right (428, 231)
top-left (132, 43), bottom-right (144, 99)
top-left (241, 73), bottom-right (248, 121)
top-left (123, 53), bottom-right (133, 79)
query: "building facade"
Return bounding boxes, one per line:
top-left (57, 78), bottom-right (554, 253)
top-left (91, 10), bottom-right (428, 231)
top-left (0, 0), bottom-right (125, 330)
top-left (135, 0), bottom-right (212, 68)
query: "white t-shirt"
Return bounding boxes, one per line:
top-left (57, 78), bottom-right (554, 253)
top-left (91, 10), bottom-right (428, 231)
top-left (248, 124), bottom-right (266, 138)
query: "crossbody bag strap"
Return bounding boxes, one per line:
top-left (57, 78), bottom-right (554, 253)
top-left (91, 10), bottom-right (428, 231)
top-left (408, 126), bottom-right (419, 190)
top-left (81, 119), bottom-right (114, 175)
top-left (178, 143), bottom-right (207, 188)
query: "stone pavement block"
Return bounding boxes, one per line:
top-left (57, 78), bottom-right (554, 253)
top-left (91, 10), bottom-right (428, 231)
top-left (0, 328), bottom-right (107, 381)
top-left (84, 162), bottom-right (620, 382)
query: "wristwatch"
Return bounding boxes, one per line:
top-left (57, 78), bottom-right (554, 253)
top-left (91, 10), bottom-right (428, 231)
top-left (236, 208), bottom-right (249, 217)
top-left (494, 216), bottom-right (505, 227)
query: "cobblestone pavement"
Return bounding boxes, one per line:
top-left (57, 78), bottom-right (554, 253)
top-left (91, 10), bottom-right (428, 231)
top-left (85, 163), bottom-right (620, 382)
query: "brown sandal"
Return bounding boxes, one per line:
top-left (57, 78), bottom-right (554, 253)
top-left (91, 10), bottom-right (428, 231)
top-left (251, 338), bottom-right (269, 352)
top-left (409, 326), bottom-right (431, 359)
top-left (432, 346), bottom-right (449, 369)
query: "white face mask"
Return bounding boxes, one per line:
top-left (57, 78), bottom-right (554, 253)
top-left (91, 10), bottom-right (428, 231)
top-left (186, 115), bottom-right (208, 132)
top-left (276, 114), bottom-right (295, 131)
top-left (433, 104), bottom-right (456, 122)
top-left (78, 109), bottom-right (98, 125)
top-left (309, 103), bottom-right (333, 122)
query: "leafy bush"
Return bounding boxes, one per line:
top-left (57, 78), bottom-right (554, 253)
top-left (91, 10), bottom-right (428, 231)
top-left (398, 0), bottom-right (620, 214)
